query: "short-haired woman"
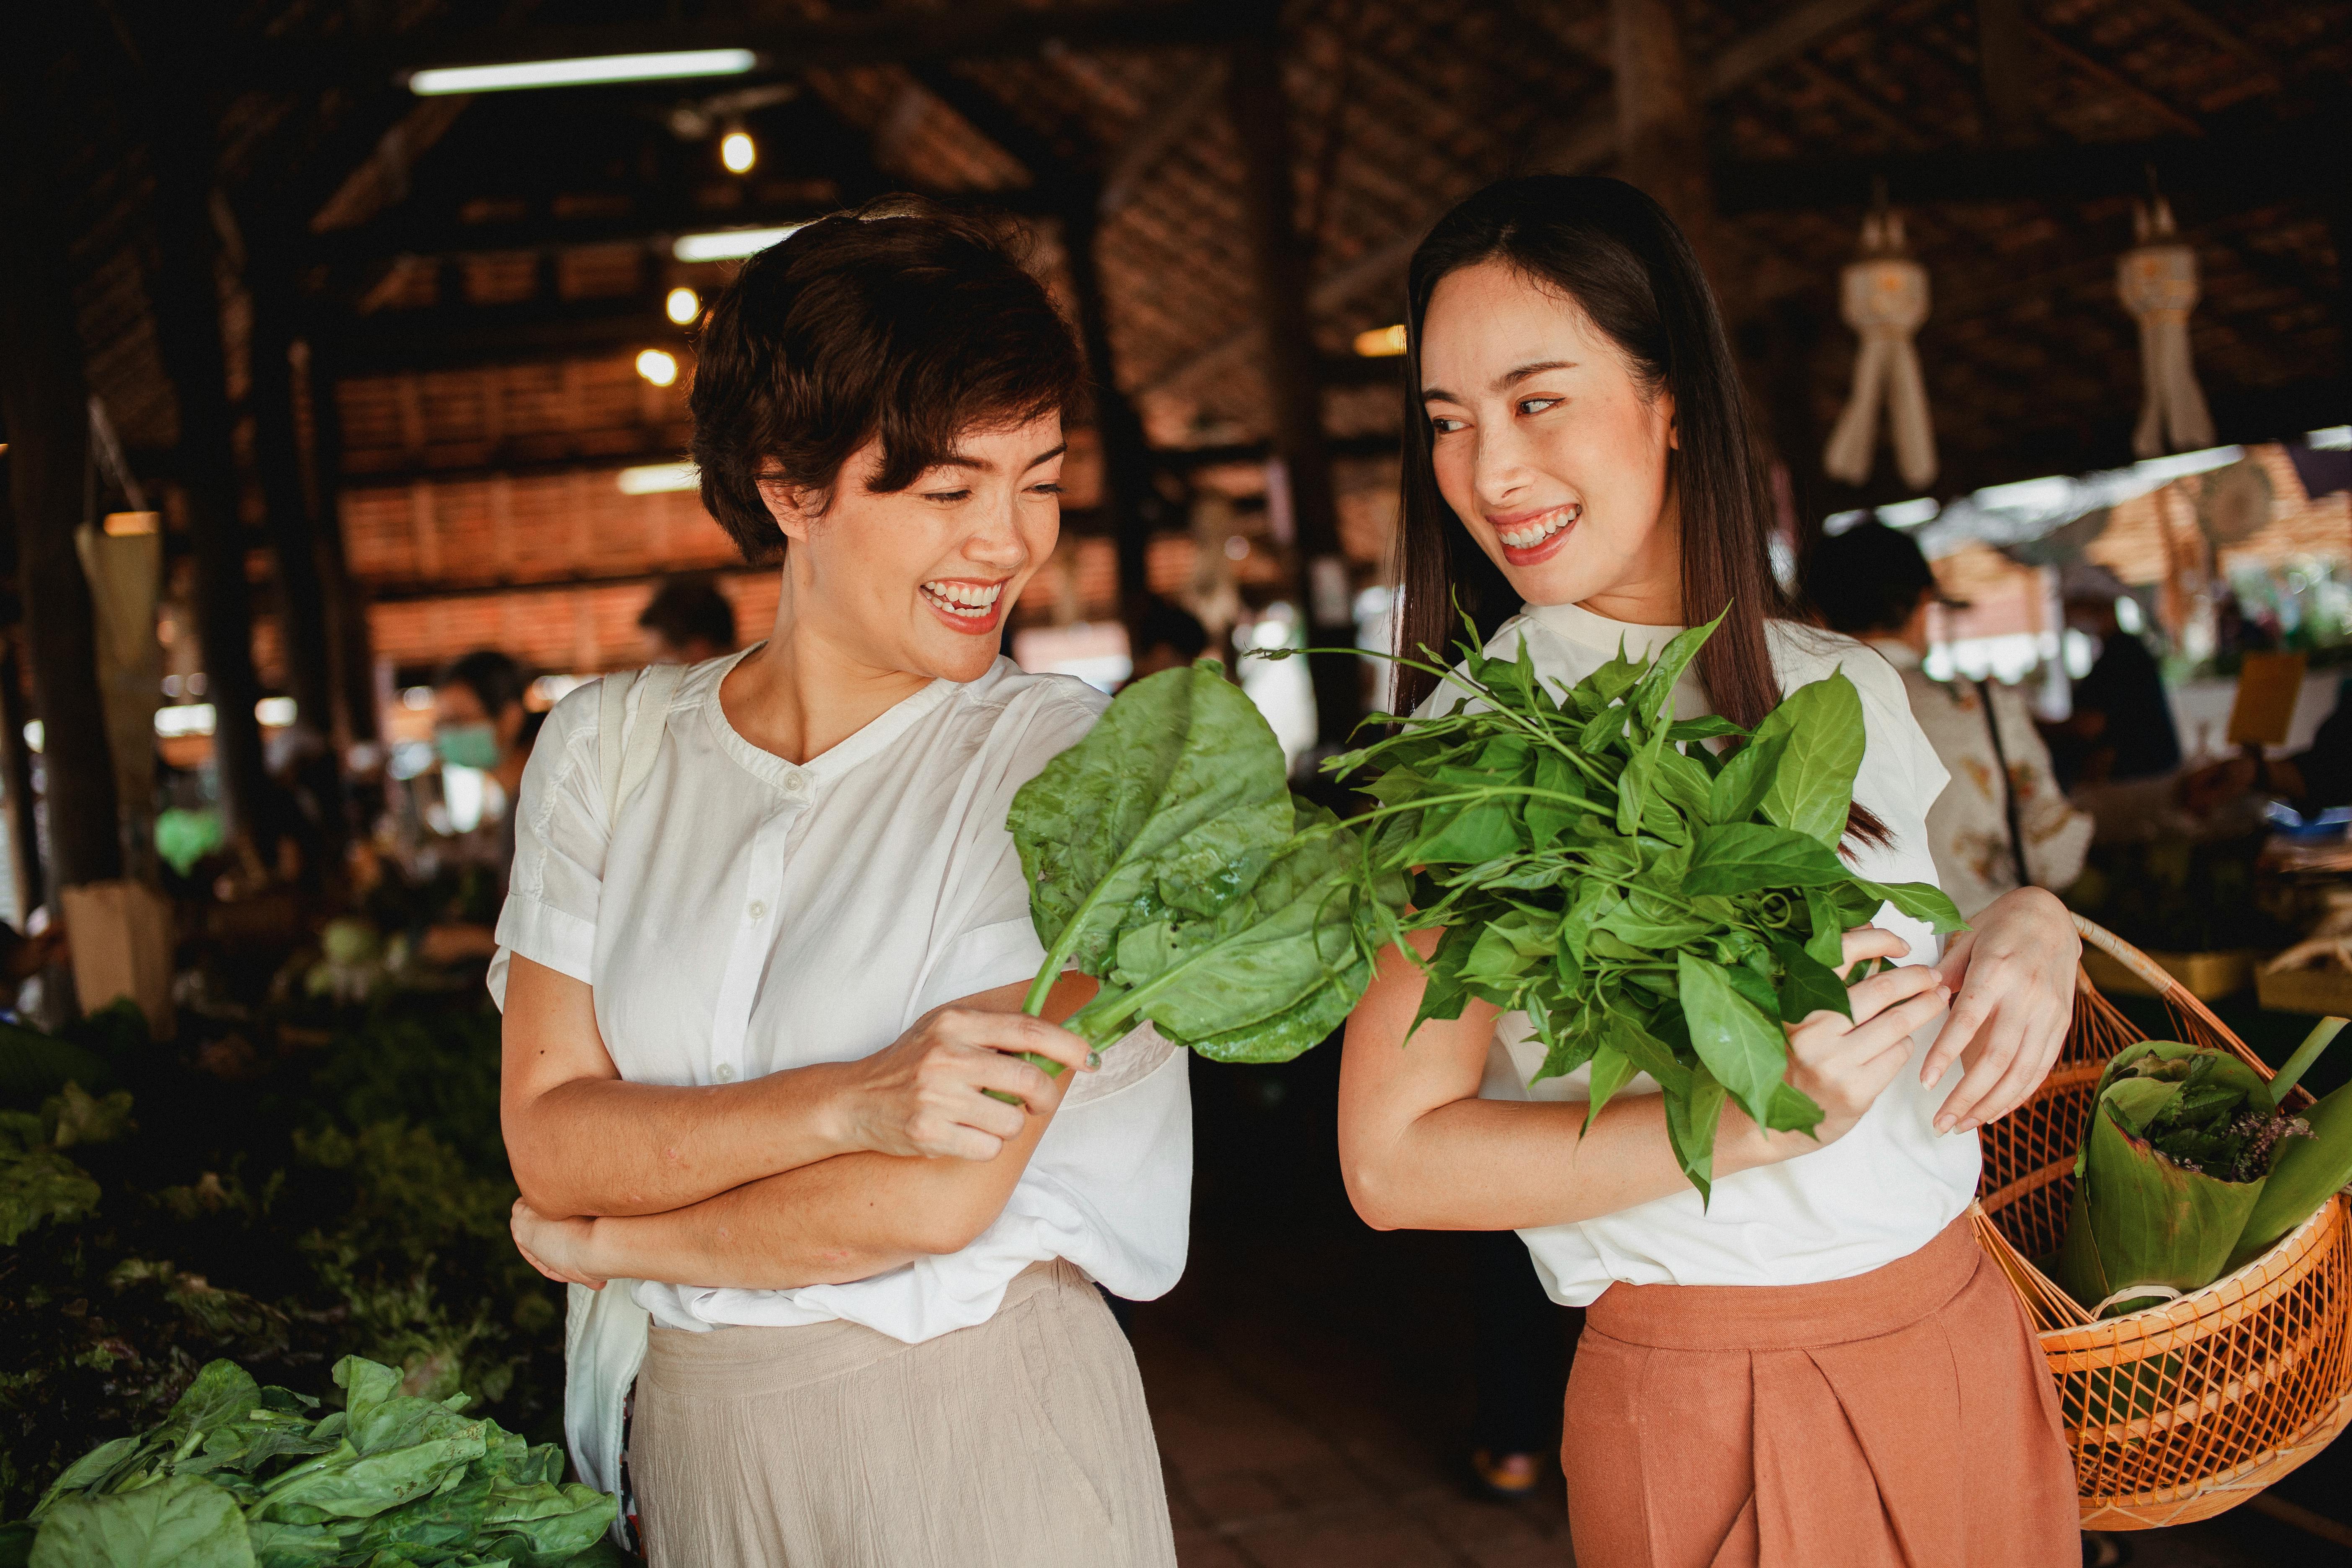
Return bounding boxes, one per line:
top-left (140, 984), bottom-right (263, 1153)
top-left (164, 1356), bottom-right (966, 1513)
top-left (495, 202), bottom-right (1184, 1568)
top-left (1336, 177), bottom-right (2081, 1566)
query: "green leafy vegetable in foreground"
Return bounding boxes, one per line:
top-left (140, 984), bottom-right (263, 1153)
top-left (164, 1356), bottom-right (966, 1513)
top-left (1317, 613), bottom-right (1963, 1199)
top-left (1004, 663), bottom-right (1406, 1083)
top-left (10, 1354), bottom-right (614, 1568)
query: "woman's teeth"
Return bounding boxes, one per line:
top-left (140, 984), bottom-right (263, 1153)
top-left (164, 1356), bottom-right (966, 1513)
top-left (921, 581), bottom-right (1003, 618)
top-left (1496, 505), bottom-right (1579, 548)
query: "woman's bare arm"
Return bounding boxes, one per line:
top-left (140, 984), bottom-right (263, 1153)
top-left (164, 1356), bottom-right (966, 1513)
top-left (1337, 927), bottom-right (1947, 1232)
top-left (500, 955), bottom-right (1091, 1219)
top-left (508, 971), bottom-right (1099, 1291)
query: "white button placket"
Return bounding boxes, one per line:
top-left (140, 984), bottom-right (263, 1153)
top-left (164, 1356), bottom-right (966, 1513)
top-left (705, 772), bottom-right (807, 1086)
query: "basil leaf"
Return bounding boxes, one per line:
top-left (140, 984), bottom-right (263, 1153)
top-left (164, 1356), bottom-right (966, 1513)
top-left (1654, 748), bottom-right (1715, 825)
top-left (1664, 1066), bottom-right (1729, 1206)
top-left (1707, 730), bottom-right (1788, 827)
top-left (1584, 1043), bottom-right (1637, 1130)
top-left (1682, 822), bottom-right (1849, 897)
top-left (1677, 952), bottom-right (1791, 1130)
top-left (1628, 611), bottom-right (1722, 733)
top-left (1766, 1081), bottom-right (1825, 1136)
top-left (1615, 720), bottom-right (1669, 836)
top-left (1852, 878), bottom-right (1968, 935)
top-left (1753, 671), bottom-right (1865, 847)
top-left (1772, 937), bottom-right (1852, 1023)
top-left (1668, 715), bottom-right (1745, 743)
top-left (1803, 887), bottom-right (1847, 967)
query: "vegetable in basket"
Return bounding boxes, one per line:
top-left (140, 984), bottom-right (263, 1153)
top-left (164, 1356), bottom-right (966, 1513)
top-left (1309, 613), bottom-right (1963, 1198)
top-left (3, 1354), bottom-right (617, 1568)
top-left (992, 661), bottom-right (1408, 1099)
top-left (2057, 1019), bottom-right (2347, 1318)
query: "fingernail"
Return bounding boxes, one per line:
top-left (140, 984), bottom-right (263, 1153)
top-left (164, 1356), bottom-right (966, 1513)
top-left (1934, 1115), bottom-right (1955, 1133)
top-left (1086, 1050), bottom-right (1102, 1071)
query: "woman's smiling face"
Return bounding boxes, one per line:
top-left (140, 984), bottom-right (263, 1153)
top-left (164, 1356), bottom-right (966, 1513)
top-left (763, 412), bottom-right (1065, 683)
top-left (1418, 260), bottom-right (1682, 623)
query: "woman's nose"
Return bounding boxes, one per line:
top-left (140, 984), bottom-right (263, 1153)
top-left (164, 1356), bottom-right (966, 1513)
top-left (1472, 421), bottom-right (1534, 508)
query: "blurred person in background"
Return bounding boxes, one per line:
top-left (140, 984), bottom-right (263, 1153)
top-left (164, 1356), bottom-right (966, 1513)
top-left (1123, 595), bottom-right (1209, 683)
top-left (638, 574), bottom-right (738, 665)
top-left (422, 650), bottom-right (541, 962)
top-left (2047, 563), bottom-right (2181, 789)
top-left (1806, 521), bottom-right (2093, 918)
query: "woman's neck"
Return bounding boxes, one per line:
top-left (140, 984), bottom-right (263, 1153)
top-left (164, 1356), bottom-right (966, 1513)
top-left (721, 572), bottom-right (936, 766)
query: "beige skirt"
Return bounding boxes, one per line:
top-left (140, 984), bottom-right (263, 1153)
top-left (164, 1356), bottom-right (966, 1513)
top-left (628, 1260), bottom-right (1177, 1568)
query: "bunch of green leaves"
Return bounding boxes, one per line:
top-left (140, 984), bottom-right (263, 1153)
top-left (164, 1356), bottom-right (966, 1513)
top-left (1006, 661), bottom-right (1408, 1075)
top-left (5, 1356), bottom-right (616, 1568)
top-left (1324, 614), bottom-right (1961, 1199)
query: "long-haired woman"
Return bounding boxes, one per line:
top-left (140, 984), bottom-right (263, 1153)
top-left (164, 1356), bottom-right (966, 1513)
top-left (1336, 176), bottom-right (2081, 1566)
top-left (492, 201), bottom-right (1183, 1568)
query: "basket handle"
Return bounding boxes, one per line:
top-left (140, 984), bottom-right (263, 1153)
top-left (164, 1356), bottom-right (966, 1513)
top-left (2071, 913), bottom-right (2269, 1082)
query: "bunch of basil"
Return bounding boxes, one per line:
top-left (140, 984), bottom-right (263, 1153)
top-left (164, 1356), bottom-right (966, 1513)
top-left (2058, 1021), bottom-right (2352, 1318)
top-left (1325, 616), bottom-right (1962, 1198)
top-left (1000, 661), bottom-right (1406, 1086)
top-left (5, 1356), bottom-right (616, 1568)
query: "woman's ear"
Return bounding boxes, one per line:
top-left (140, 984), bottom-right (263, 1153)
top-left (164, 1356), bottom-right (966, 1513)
top-left (1659, 389), bottom-right (1680, 452)
top-left (756, 475), bottom-right (819, 546)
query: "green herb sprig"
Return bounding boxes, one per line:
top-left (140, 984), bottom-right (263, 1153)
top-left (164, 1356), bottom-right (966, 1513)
top-left (1318, 612), bottom-right (1963, 1199)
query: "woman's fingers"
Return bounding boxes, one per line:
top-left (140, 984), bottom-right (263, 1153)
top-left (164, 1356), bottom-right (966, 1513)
top-left (1837, 962), bottom-right (1944, 1032)
top-left (1937, 991), bottom-right (2064, 1132)
top-left (941, 1009), bottom-right (1096, 1075)
top-left (962, 1051), bottom-right (1060, 1117)
top-left (1838, 924), bottom-right (1911, 969)
top-left (1833, 984), bottom-right (1951, 1066)
top-left (1919, 961), bottom-right (2002, 1087)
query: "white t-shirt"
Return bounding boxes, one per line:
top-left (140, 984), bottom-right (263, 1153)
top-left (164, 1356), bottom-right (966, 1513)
top-left (1440, 602), bottom-right (1978, 1303)
top-left (489, 648), bottom-right (1191, 1342)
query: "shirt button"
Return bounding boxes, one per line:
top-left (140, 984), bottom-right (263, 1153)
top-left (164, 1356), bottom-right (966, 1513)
top-left (714, 1063), bottom-right (736, 1083)
top-left (746, 900), bottom-right (767, 921)
top-left (781, 771), bottom-right (809, 799)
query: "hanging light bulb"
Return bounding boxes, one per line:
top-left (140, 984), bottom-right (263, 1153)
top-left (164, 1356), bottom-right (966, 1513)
top-left (720, 128), bottom-right (756, 174)
top-left (635, 348), bottom-right (679, 387)
top-left (665, 286), bottom-right (701, 325)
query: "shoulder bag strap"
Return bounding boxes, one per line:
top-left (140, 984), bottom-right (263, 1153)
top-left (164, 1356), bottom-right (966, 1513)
top-left (1975, 678), bottom-right (2032, 892)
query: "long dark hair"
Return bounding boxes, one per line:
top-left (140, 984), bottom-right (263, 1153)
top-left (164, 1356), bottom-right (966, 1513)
top-left (1391, 175), bottom-right (1884, 843)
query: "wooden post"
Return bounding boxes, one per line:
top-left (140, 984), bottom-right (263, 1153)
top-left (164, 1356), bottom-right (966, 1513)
top-left (1611, 0), bottom-right (1716, 275)
top-left (248, 262), bottom-right (348, 844)
top-left (303, 342), bottom-right (381, 750)
top-left (0, 158), bottom-right (124, 889)
top-left (0, 632), bottom-right (45, 918)
top-left (1060, 202), bottom-right (1179, 629)
top-left (1975, 0), bottom-right (2040, 147)
top-left (1224, 34), bottom-right (1361, 746)
top-left (144, 127), bottom-right (271, 846)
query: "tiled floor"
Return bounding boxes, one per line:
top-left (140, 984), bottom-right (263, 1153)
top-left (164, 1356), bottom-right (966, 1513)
top-left (1135, 1055), bottom-right (2352, 1568)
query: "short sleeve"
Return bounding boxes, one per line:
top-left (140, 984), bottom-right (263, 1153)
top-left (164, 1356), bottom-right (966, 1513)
top-left (906, 683), bottom-right (1107, 1019)
top-left (488, 681), bottom-right (610, 1007)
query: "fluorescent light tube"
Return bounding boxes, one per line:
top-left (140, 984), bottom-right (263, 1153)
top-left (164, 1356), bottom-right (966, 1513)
top-left (673, 225), bottom-right (802, 262)
top-left (618, 462), bottom-right (700, 495)
top-left (408, 49), bottom-right (758, 96)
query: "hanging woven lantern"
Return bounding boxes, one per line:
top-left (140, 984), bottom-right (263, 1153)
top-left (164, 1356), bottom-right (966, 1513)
top-left (1823, 211), bottom-right (1937, 492)
top-left (2119, 198), bottom-right (2216, 459)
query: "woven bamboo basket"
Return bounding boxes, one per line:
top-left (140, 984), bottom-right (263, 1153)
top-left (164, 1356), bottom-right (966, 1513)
top-left (1971, 914), bottom-right (2352, 1530)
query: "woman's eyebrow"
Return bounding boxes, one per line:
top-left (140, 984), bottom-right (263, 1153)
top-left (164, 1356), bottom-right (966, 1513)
top-left (933, 441), bottom-right (1070, 475)
top-left (1496, 359), bottom-right (1576, 389)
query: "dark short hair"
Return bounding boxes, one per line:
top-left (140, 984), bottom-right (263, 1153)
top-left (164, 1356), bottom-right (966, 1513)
top-left (1134, 596), bottom-right (1208, 660)
top-left (1803, 521), bottom-right (1938, 636)
top-left (689, 196), bottom-right (1086, 561)
top-left (638, 574), bottom-right (737, 652)
top-left (436, 649), bottom-right (529, 716)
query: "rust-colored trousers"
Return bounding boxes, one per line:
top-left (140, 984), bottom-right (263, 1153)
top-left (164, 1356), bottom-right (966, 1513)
top-left (1562, 1218), bottom-right (2077, 1568)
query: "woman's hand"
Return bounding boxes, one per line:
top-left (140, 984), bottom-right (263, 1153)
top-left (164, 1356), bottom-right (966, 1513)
top-left (511, 1199), bottom-right (606, 1290)
top-left (837, 1006), bottom-right (1096, 1161)
top-left (1923, 886), bottom-right (2079, 1135)
top-left (1764, 926), bottom-right (1950, 1158)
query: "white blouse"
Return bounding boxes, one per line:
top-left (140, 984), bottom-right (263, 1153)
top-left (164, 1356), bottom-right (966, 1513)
top-left (1444, 603), bottom-right (1978, 1301)
top-left (490, 649), bottom-right (1191, 1342)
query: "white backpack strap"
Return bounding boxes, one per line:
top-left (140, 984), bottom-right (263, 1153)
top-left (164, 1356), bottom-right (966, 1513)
top-left (597, 669), bottom-right (636, 823)
top-left (616, 663), bottom-right (685, 813)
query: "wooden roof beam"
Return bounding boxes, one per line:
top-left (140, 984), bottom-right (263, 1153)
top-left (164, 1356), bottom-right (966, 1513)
top-left (1145, 0), bottom-right (1900, 398)
top-left (217, 1), bottom-right (1265, 90)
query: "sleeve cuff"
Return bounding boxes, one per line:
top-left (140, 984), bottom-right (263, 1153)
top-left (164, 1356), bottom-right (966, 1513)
top-left (494, 892), bottom-right (597, 988)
